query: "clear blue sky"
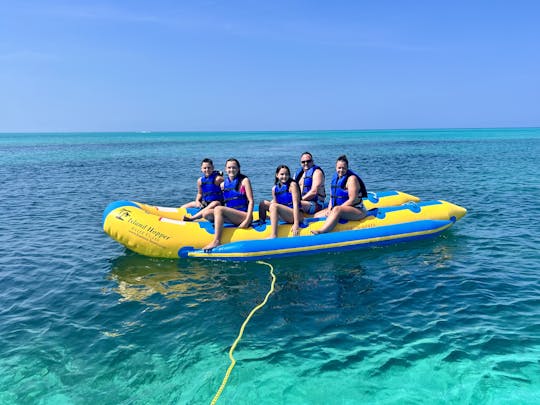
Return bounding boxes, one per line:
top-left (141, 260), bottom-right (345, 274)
top-left (1, 1), bottom-right (539, 132)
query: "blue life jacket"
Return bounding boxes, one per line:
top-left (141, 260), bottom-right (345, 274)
top-left (293, 165), bottom-right (325, 203)
top-left (331, 169), bottom-right (367, 207)
top-left (200, 171), bottom-right (223, 203)
top-left (223, 174), bottom-right (249, 212)
top-left (274, 180), bottom-right (294, 208)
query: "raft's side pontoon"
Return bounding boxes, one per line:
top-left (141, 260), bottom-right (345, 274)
top-left (102, 191), bottom-right (466, 260)
top-left (182, 200), bottom-right (467, 261)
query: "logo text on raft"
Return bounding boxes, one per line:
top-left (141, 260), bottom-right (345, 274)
top-left (115, 208), bottom-right (131, 221)
top-left (127, 217), bottom-right (171, 240)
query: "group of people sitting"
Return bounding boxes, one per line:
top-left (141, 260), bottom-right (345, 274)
top-left (182, 152), bottom-right (368, 250)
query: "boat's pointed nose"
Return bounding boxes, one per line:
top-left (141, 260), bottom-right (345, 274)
top-left (399, 191), bottom-right (421, 203)
top-left (441, 201), bottom-right (467, 221)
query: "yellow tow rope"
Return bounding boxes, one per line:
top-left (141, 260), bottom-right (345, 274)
top-left (210, 261), bottom-right (276, 405)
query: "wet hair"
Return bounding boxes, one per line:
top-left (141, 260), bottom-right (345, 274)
top-left (274, 164), bottom-right (291, 184)
top-left (337, 155), bottom-right (349, 166)
top-left (201, 158), bottom-right (213, 166)
top-left (300, 151), bottom-right (313, 160)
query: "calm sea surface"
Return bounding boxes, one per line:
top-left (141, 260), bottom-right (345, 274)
top-left (1, 128), bottom-right (539, 404)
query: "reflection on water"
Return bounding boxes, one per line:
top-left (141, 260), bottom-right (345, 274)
top-left (108, 253), bottom-right (222, 304)
top-left (107, 236), bottom-right (457, 306)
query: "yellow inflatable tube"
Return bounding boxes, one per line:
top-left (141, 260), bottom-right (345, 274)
top-left (103, 190), bottom-right (421, 258)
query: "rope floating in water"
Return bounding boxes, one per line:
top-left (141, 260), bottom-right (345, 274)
top-left (210, 261), bottom-right (276, 405)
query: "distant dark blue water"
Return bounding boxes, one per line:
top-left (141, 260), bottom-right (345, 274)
top-left (1, 128), bottom-right (539, 404)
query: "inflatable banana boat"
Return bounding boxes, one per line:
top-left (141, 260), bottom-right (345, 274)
top-left (182, 200), bottom-right (466, 261)
top-left (103, 190), bottom-right (433, 259)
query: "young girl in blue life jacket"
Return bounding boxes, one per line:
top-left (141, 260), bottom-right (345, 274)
top-left (312, 155), bottom-right (367, 234)
top-left (182, 158), bottom-right (224, 221)
top-left (202, 158), bottom-right (254, 250)
top-left (260, 165), bottom-right (304, 238)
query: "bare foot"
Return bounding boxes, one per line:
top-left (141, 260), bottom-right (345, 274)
top-left (202, 240), bottom-right (220, 251)
top-left (266, 235), bottom-right (277, 239)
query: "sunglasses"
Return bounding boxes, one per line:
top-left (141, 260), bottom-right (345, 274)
top-left (301, 159), bottom-right (313, 164)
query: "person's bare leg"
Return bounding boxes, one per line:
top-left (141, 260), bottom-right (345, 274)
top-left (203, 207), bottom-right (248, 249)
top-left (203, 207), bottom-right (224, 250)
top-left (181, 201), bottom-right (199, 209)
top-left (312, 206), bottom-right (366, 234)
top-left (268, 204), bottom-right (300, 238)
top-left (268, 203), bottom-right (279, 238)
top-left (185, 201), bottom-right (219, 221)
top-left (258, 200), bottom-right (271, 222)
top-left (311, 208), bottom-right (340, 234)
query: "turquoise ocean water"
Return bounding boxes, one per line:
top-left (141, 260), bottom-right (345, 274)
top-left (1, 128), bottom-right (539, 404)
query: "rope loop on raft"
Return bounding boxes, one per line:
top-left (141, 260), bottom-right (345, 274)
top-left (210, 261), bottom-right (276, 405)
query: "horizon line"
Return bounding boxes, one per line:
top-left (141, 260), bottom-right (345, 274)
top-left (2, 125), bottom-right (540, 135)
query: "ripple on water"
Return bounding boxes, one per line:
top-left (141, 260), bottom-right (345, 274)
top-left (2, 131), bottom-right (540, 403)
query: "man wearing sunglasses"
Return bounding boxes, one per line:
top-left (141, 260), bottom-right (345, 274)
top-left (293, 152), bottom-right (326, 214)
